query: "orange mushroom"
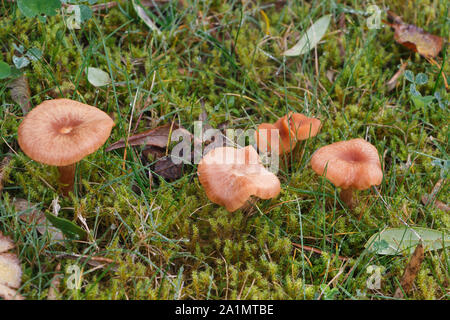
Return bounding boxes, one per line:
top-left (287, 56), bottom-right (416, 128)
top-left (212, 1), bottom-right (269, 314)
top-left (286, 112), bottom-right (321, 141)
top-left (310, 138), bottom-right (383, 209)
top-left (18, 99), bottom-right (115, 195)
top-left (197, 146), bottom-right (281, 212)
top-left (255, 112), bottom-right (321, 155)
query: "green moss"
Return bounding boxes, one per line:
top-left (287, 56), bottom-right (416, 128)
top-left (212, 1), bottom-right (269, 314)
top-left (0, 0), bottom-right (448, 300)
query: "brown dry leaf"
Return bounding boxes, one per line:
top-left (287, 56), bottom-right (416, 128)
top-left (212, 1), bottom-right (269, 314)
top-left (106, 122), bottom-right (191, 152)
top-left (394, 242), bottom-right (425, 298)
top-left (386, 11), bottom-right (443, 58)
top-left (56, 253), bottom-right (117, 272)
top-left (0, 231), bottom-right (24, 300)
top-left (0, 156), bottom-right (12, 195)
top-left (386, 61), bottom-right (408, 91)
top-left (8, 74), bottom-right (31, 114)
top-left (421, 179), bottom-right (449, 212)
top-left (326, 69), bottom-right (337, 83)
top-left (421, 195), bottom-right (450, 213)
top-left (153, 156), bottom-right (183, 181)
top-left (14, 198), bottom-right (64, 241)
top-left (91, 1), bottom-right (117, 11)
top-left (47, 263), bottom-right (62, 300)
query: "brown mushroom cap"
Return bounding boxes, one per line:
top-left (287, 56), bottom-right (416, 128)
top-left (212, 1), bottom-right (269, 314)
top-left (255, 117), bottom-right (296, 155)
top-left (310, 138), bottom-right (383, 190)
top-left (255, 112), bottom-right (320, 155)
top-left (18, 99), bottom-right (115, 166)
top-left (198, 146), bottom-right (281, 212)
top-left (0, 231), bottom-right (22, 297)
top-left (287, 112), bottom-right (321, 140)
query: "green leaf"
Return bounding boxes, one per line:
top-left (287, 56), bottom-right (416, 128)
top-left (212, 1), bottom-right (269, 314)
top-left (0, 61), bottom-right (11, 79)
top-left (409, 83), bottom-right (420, 96)
top-left (404, 70), bottom-right (414, 82)
top-left (44, 212), bottom-right (87, 240)
top-left (415, 73), bottom-right (428, 85)
top-left (283, 14), bottom-right (331, 56)
top-left (12, 55), bottom-right (30, 69)
top-left (132, 0), bottom-right (161, 34)
top-left (17, 0), bottom-right (61, 18)
top-left (365, 227), bottom-right (449, 255)
top-left (87, 67), bottom-right (111, 87)
top-left (25, 47), bottom-right (43, 61)
top-left (79, 4), bottom-right (93, 22)
top-left (411, 95), bottom-right (435, 109)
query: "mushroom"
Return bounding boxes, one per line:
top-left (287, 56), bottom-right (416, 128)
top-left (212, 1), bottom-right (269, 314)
top-left (310, 138), bottom-right (383, 209)
top-left (255, 112), bottom-right (321, 155)
top-left (255, 116), bottom-right (296, 155)
top-left (0, 231), bottom-right (23, 300)
top-left (18, 99), bottom-right (115, 196)
top-left (286, 112), bottom-right (321, 141)
top-left (197, 146), bottom-right (281, 212)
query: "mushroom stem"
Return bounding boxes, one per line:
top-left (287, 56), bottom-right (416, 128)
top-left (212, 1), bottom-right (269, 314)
top-left (340, 188), bottom-right (355, 209)
top-left (58, 163), bottom-right (76, 196)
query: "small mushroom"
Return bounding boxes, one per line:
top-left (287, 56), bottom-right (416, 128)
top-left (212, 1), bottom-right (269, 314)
top-left (18, 99), bottom-right (115, 196)
top-left (255, 116), bottom-right (296, 155)
top-left (197, 146), bottom-right (281, 212)
top-left (255, 112), bottom-right (321, 155)
top-left (286, 112), bottom-right (321, 141)
top-left (310, 138), bottom-right (383, 209)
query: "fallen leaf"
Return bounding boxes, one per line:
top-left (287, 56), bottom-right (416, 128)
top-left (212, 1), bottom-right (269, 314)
top-left (44, 212), bottom-right (87, 240)
top-left (326, 69), bottom-right (337, 83)
top-left (0, 232), bottom-right (23, 300)
top-left (421, 179), bottom-right (449, 212)
top-left (12, 55), bottom-right (30, 69)
top-left (15, 198), bottom-right (64, 241)
top-left (283, 14), bottom-right (331, 56)
top-left (91, 1), bottom-right (117, 12)
top-left (87, 67), bottom-right (111, 87)
top-left (56, 253), bottom-right (118, 272)
top-left (142, 146), bottom-right (166, 161)
top-left (0, 60), bottom-right (11, 79)
top-left (365, 226), bottom-right (449, 255)
top-left (0, 156), bottom-right (12, 195)
top-left (386, 11), bottom-right (443, 58)
top-left (421, 195), bottom-right (449, 213)
top-left (153, 156), bottom-right (183, 181)
top-left (386, 61), bottom-right (408, 91)
top-left (394, 242), bottom-right (424, 298)
top-left (7, 74), bottom-right (31, 114)
top-left (17, 0), bottom-right (61, 18)
top-left (47, 263), bottom-right (61, 300)
top-left (106, 122), bottom-right (190, 152)
top-left (132, 0), bottom-right (161, 34)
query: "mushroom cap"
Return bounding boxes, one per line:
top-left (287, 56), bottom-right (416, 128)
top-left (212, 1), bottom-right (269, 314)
top-left (18, 99), bottom-right (115, 166)
top-left (255, 119), bottom-right (296, 155)
top-left (0, 253), bottom-right (21, 289)
top-left (197, 146), bottom-right (281, 212)
top-left (310, 138), bottom-right (383, 190)
top-left (0, 232), bottom-right (14, 254)
top-left (255, 112), bottom-right (320, 155)
top-left (287, 112), bottom-right (321, 140)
